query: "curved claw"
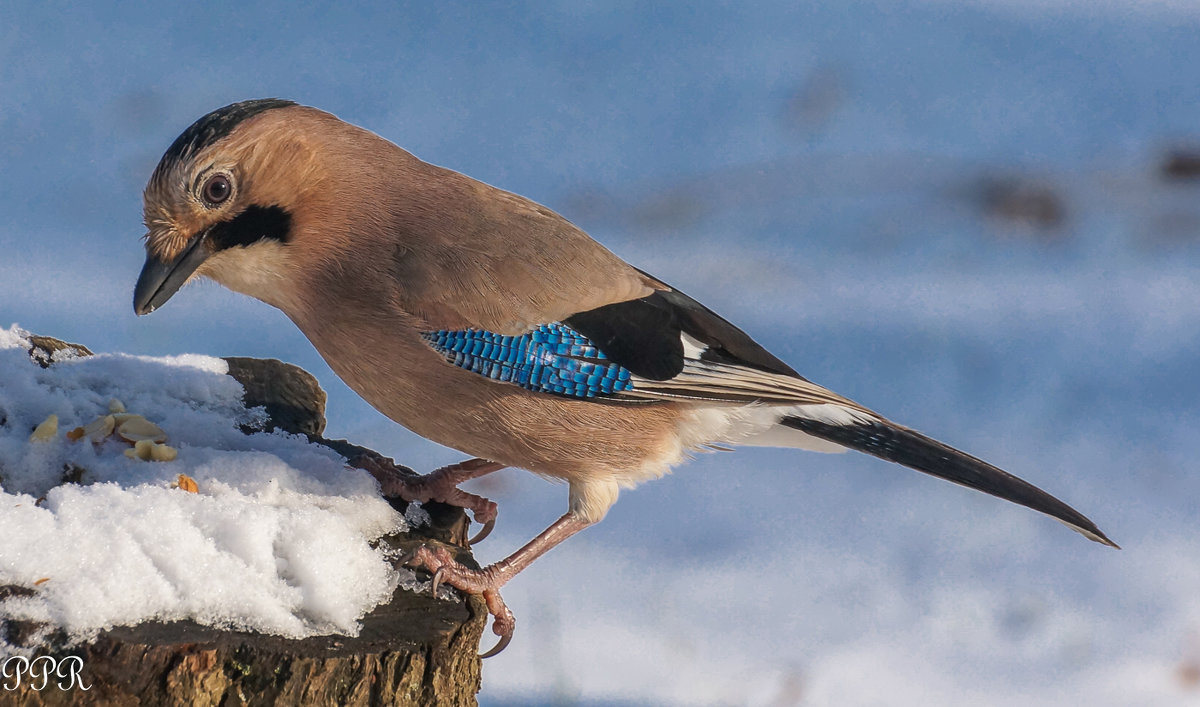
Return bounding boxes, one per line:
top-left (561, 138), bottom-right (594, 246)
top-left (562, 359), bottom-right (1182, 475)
top-left (431, 566), bottom-right (446, 597)
top-left (402, 536), bottom-right (529, 659)
top-left (468, 518), bottom-right (495, 546)
top-left (397, 548), bottom-right (418, 568)
top-left (480, 631), bottom-right (512, 658)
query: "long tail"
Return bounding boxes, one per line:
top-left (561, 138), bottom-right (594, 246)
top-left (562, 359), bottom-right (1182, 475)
top-left (781, 414), bottom-right (1118, 548)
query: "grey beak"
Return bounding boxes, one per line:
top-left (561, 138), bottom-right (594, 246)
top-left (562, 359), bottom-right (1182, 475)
top-left (133, 232), bottom-right (210, 315)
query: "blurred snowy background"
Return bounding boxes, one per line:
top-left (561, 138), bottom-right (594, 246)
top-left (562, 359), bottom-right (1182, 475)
top-left (3, 1), bottom-right (1200, 704)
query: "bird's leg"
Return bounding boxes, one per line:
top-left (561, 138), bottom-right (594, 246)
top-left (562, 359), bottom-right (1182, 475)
top-left (406, 512), bottom-right (593, 657)
top-left (371, 457), bottom-right (505, 544)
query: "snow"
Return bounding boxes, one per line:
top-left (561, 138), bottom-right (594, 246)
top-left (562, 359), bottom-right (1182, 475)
top-left (5, 0), bottom-right (1200, 704)
top-left (0, 326), bottom-right (404, 644)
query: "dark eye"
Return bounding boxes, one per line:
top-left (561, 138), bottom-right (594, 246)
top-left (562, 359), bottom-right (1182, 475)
top-left (201, 174), bottom-right (232, 206)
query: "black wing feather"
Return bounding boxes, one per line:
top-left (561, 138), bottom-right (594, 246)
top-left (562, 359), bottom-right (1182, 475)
top-left (565, 274), bottom-right (798, 382)
top-left (564, 297), bottom-right (683, 380)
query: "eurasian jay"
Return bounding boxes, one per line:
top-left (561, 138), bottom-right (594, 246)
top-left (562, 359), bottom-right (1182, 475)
top-left (134, 99), bottom-right (1116, 655)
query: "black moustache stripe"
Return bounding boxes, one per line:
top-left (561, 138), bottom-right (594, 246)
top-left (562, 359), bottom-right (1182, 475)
top-left (208, 205), bottom-right (293, 251)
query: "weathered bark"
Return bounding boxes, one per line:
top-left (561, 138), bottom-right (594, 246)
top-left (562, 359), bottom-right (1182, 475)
top-left (4, 542), bottom-right (486, 706)
top-left (2, 340), bottom-right (485, 706)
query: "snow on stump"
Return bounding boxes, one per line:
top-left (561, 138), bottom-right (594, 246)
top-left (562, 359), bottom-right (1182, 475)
top-left (0, 332), bottom-right (486, 706)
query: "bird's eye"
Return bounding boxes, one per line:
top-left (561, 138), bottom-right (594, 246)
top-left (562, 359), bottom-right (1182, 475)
top-left (201, 174), bottom-right (232, 206)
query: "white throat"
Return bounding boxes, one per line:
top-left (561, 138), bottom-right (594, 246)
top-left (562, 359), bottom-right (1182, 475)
top-left (198, 240), bottom-right (298, 311)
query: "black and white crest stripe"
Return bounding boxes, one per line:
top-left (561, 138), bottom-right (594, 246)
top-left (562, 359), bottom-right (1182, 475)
top-left (152, 98), bottom-right (297, 182)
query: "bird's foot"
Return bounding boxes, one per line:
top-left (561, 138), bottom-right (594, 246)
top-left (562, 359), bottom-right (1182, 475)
top-left (406, 544), bottom-right (515, 657)
top-left (404, 512), bottom-right (594, 657)
top-left (373, 458), bottom-right (504, 544)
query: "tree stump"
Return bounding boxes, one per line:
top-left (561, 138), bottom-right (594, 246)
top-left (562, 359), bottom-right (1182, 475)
top-left (1, 341), bottom-right (486, 706)
top-left (3, 534), bottom-right (486, 706)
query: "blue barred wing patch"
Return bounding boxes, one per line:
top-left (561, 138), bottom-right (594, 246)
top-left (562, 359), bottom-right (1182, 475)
top-left (421, 323), bottom-right (635, 399)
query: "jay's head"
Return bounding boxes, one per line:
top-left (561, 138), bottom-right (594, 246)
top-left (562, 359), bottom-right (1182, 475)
top-left (135, 98), bottom-right (341, 315)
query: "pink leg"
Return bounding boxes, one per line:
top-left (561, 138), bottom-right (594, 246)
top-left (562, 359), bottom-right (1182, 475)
top-left (369, 457), bottom-right (505, 544)
top-left (407, 512), bottom-right (593, 657)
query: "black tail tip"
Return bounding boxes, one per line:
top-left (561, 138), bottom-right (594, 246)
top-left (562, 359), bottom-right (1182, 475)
top-left (1062, 519), bottom-right (1120, 549)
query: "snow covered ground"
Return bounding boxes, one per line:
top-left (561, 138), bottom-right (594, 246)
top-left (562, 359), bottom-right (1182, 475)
top-left (3, 1), bottom-right (1200, 704)
top-left (0, 327), bottom-right (404, 640)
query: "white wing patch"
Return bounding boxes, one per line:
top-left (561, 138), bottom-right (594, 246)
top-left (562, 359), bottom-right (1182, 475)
top-left (622, 331), bottom-right (873, 412)
top-left (641, 332), bottom-right (882, 454)
top-left (680, 332), bottom-right (709, 360)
